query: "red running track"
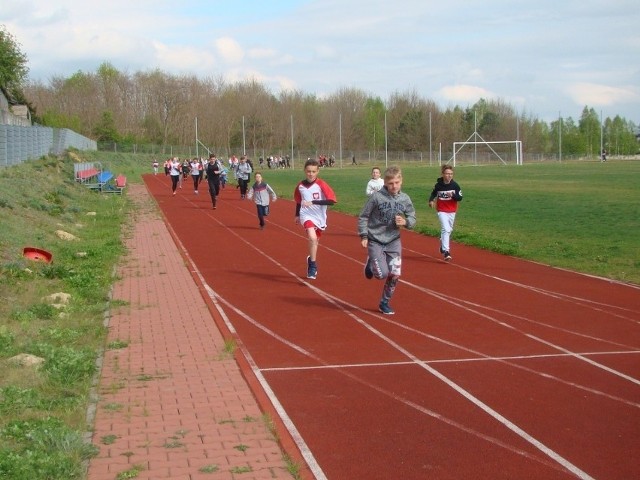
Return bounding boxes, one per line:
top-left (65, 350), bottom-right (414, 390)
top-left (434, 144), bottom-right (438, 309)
top-left (144, 174), bottom-right (640, 480)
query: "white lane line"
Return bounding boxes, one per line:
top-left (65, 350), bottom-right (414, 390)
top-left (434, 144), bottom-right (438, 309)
top-left (403, 244), bottom-right (640, 318)
top-left (261, 349), bottom-right (640, 371)
top-left (189, 215), bottom-right (596, 479)
top-left (264, 213), bottom-right (640, 335)
top-left (159, 195), bottom-right (607, 479)
top-left (309, 288), bottom-right (640, 408)
top-left (457, 299), bottom-right (638, 350)
top-left (206, 286), bottom-right (329, 480)
top-left (207, 283), bottom-right (572, 476)
top-left (163, 221), bottom-right (329, 480)
top-left (403, 279), bottom-right (640, 386)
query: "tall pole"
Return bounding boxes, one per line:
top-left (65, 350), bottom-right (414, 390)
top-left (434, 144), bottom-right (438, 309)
top-left (474, 111), bottom-right (478, 166)
top-left (600, 110), bottom-right (604, 161)
top-left (558, 112), bottom-right (562, 163)
top-left (516, 113), bottom-right (520, 165)
top-left (242, 116), bottom-right (246, 156)
top-left (428, 111), bottom-right (432, 166)
top-left (384, 111), bottom-right (388, 168)
top-left (290, 114), bottom-right (294, 169)
top-left (195, 117), bottom-right (199, 158)
top-left (339, 113), bottom-right (343, 168)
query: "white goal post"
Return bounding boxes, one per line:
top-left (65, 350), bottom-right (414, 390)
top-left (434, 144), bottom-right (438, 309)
top-left (452, 131), bottom-right (523, 166)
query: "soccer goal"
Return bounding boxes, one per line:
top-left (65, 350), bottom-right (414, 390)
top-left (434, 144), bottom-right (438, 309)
top-left (451, 131), bottom-right (523, 166)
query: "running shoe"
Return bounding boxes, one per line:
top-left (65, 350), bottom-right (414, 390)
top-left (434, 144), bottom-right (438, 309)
top-left (379, 301), bottom-right (395, 315)
top-left (306, 256), bottom-right (317, 279)
top-left (443, 251), bottom-right (452, 261)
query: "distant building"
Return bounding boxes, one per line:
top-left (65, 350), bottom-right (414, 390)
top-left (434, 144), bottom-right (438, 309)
top-left (0, 87), bottom-right (31, 127)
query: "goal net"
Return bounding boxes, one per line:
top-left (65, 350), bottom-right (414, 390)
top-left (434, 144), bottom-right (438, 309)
top-left (451, 131), bottom-right (522, 166)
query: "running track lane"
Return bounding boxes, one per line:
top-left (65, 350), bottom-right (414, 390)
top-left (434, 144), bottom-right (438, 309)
top-left (144, 174), bottom-right (640, 480)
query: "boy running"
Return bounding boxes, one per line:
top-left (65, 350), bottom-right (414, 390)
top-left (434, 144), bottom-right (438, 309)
top-left (358, 165), bottom-right (416, 315)
top-left (428, 164), bottom-right (463, 261)
top-left (294, 158), bottom-right (337, 279)
top-left (247, 173), bottom-right (277, 229)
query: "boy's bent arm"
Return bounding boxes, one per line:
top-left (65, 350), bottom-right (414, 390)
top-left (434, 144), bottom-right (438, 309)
top-left (403, 197), bottom-right (417, 230)
top-left (452, 182), bottom-right (463, 201)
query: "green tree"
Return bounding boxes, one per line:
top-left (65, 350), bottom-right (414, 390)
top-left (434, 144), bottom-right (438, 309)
top-left (551, 116), bottom-right (582, 156)
top-left (604, 115), bottom-right (638, 155)
top-left (389, 109), bottom-right (425, 151)
top-left (41, 109), bottom-right (83, 131)
top-left (362, 97), bottom-right (386, 152)
top-left (0, 25), bottom-right (29, 91)
top-left (93, 111), bottom-right (120, 142)
top-left (578, 106), bottom-right (601, 157)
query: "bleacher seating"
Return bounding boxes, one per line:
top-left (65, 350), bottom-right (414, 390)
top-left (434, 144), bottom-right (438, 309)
top-left (74, 162), bottom-right (125, 194)
top-left (115, 175), bottom-right (127, 189)
top-left (97, 171), bottom-right (113, 185)
top-left (74, 162), bottom-right (100, 183)
top-left (103, 174), bottom-right (127, 194)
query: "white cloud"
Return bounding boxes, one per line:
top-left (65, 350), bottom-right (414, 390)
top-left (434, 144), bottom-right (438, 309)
top-left (215, 37), bottom-right (244, 64)
top-left (437, 85), bottom-right (496, 104)
top-left (154, 42), bottom-right (217, 73)
top-left (567, 83), bottom-right (640, 108)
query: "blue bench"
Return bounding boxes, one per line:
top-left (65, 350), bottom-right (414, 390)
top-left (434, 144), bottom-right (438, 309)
top-left (97, 171), bottom-right (114, 184)
top-left (86, 171), bottom-right (114, 191)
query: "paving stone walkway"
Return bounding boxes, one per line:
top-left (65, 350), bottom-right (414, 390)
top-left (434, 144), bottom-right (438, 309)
top-left (86, 184), bottom-right (293, 480)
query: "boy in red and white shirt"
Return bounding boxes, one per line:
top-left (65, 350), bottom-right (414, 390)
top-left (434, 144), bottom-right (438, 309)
top-left (294, 158), bottom-right (337, 279)
top-left (428, 164), bottom-right (463, 261)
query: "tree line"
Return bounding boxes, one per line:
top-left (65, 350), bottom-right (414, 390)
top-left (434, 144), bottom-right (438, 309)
top-left (2, 23), bottom-right (637, 159)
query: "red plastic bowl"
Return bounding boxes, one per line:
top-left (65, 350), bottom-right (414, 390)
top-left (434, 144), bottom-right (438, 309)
top-left (23, 247), bottom-right (53, 263)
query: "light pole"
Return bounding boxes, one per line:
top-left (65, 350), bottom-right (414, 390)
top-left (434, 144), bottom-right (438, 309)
top-left (384, 111), bottom-right (388, 168)
top-left (339, 113), bottom-right (343, 168)
top-left (242, 116), bottom-right (246, 156)
top-left (290, 114), bottom-right (294, 169)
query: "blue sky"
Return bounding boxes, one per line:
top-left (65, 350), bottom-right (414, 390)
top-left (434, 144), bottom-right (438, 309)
top-left (2, 0), bottom-right (639, 123)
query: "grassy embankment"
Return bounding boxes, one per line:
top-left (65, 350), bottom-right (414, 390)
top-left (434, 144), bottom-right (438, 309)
top-left (0, 152), bottom-right (132, 478)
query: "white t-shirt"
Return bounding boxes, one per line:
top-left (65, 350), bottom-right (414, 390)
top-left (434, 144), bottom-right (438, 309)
top-left (366, 178), bottom-right (384, 195)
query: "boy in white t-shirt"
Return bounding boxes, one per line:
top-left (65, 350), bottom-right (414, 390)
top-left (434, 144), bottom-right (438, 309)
top-left (294, 158), bottom-right (337, 279)
top-left (365, 166), bottom-right (384, 196)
